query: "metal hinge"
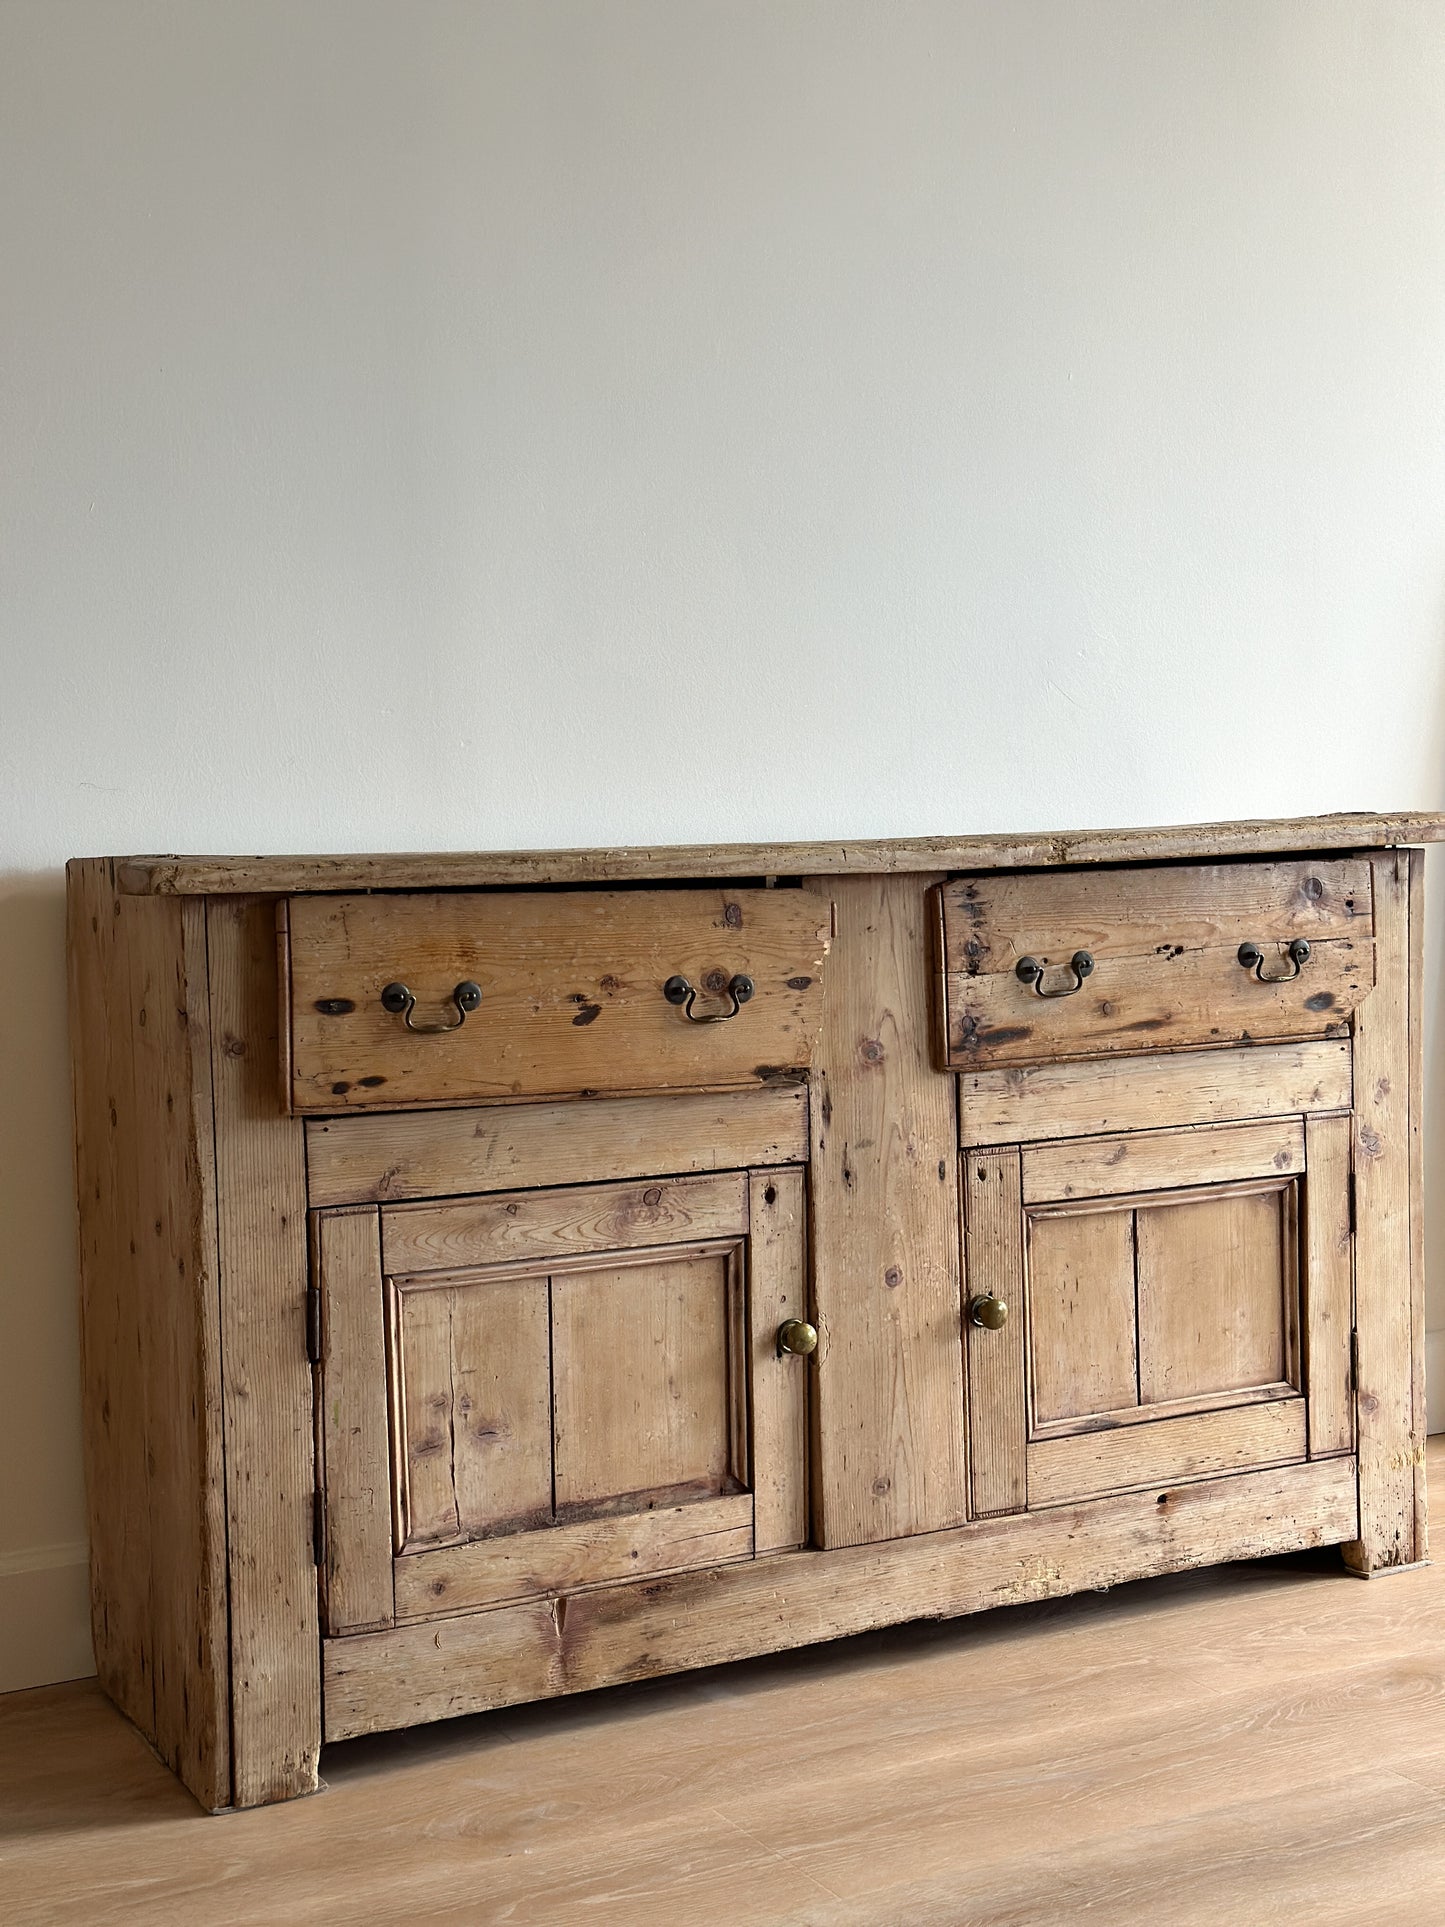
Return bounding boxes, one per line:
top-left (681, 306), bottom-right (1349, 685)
top-left (1350, 1327), bottom-right (1360, 1393)
top-left (1347, 1170), bottom-right (1357, 1237)
top-left (312, 1488), bottom-right (325, 1567)
top-left (306, 1282), bottom-right (323, 1365)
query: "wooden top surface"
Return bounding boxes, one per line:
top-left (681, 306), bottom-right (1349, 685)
top-left (109, 812), bottom-right (1445, 896)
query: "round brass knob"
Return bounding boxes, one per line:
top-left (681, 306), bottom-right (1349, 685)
top-left (969, 1293), bottom-right (1008, 1331)
top-left (777, 1319), bottom-right (819, 1357)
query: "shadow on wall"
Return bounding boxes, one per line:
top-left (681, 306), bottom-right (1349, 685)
top-left (0, 871), bottom-right (93, 1691)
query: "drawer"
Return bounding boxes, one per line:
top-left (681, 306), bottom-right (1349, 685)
top-left (282, 886), bottom-right (831, 1112)
top-left (936, 858), bottom-right (1374, 1070)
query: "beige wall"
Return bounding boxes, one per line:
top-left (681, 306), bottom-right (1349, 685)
top-left (4, 1), bottom-right (1445, 1691)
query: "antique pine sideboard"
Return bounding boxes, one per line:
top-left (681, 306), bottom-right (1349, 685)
top-left (68, 813), bottom-right (1441, 1811)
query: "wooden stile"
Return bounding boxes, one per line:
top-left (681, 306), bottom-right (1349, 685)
top-left (1346, 855), bottom-right (1422, 1570)
top-left (1303, 1112), bottom-right (1355, 1459)
top-left (1408, 848), bottom-right (1429, 1561)
top-left (314, 1209), bottom-right (392, 1632)
top-left (806, 876), bottom-right (969, 1547)
top-left (747, 1167), bottom-right (810, 1554)
top-left (207, 898), bottom-right (320, 1805)
top-left (964, 1149), bottom-right (1027, 1517)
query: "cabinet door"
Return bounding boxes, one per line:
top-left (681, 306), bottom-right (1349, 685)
top-left (964, 1116), bottom-right (1352, 1516)
top-left (314, 1167), bottom-right (808, 1634)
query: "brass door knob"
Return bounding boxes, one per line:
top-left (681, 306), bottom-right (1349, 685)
top-left (777, 1319), bottom-right (819, 1357)
top-left (969, 1293), bottom-right (1008, 1331)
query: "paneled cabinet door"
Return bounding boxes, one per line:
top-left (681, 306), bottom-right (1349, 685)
top-left (313, 1167), bottom-right (809, 1635)
top-left (963, 1115), bottom-right (1353, 1518)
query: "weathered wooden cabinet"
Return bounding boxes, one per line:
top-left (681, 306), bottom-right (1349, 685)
top-left (68, 815), bottom-right (1439, 1810)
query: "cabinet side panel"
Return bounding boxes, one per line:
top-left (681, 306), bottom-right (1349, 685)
top-left (1408, 848), bottom-right (1428, 1559)
top-left (67, 864), bottom-right (230, 1810)
top-left (806, 876), bottom-right (968, 1547)
top-left (1347, 854), bottom-right (1421, 1569)
top-left (208, 898), bottom-right (320, 1805)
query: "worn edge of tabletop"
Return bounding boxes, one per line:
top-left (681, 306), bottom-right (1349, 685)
top-left (110, 813), bottom-right (1445, 897)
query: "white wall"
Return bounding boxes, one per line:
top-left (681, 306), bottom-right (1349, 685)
top-left (4, 1), bottom-right (1445, 1692)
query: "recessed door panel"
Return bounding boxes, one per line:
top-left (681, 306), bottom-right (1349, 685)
top-left (1027, 1209), bottom-right (1138, 1426)
top-left (551, 1250), bottom-right (740, 1511)
top-left (1136, 1186), bottom-right (1293, 1405)
top-left (390, 1273), bottom-right (552, 1553)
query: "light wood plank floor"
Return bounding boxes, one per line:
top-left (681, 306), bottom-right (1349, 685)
top-left (7, 1445), bottom-right (1445, 1925)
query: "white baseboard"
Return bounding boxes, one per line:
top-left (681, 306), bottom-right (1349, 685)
top-left (0, 1543), bottom-right (94, 1694)
top-left (1428, 1329), bottom-right (1445, 1437)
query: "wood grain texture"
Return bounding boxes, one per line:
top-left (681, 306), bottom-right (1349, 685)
top-left (206, 897), bottom-right (320, 1807)
top-left (12, 1446), bottom-right (1443, 1924)
top-left (285, 887), bottom-right (829, 1113)
top-left (394, 1491), bottom-right (754, 1618)
top-left (1027, 1397), bottom-right (1307, 1506)
top-left (747, 1168), bottom-right (809, 1554)
top-left (964, 1150), bottom-right (1027, 1517)
top-left (315, 1210), bottom-right (392, 1631)
top-left (551, 1252), bottom-right (740, 1508)
top-left (1029, 1378), bottom-right (1299, 1440)
top-left (1346, 853), bottom-right (1422, 1570)
top-left (959, 1038), bottom-right (1352, 1147)
top-left (948, 947), bottom-right (1369, 1070)
top-left (943, 857), bottom-right (1375, 964)
top-left (1021, 1117), bottom-right (1305, 1204)
top-left (806, 875), bottom-right (968, 1548)
top-left (1026, 1207), bottom-right (1138, 1426)
top-left (66, 863), bottom-right (230, 1812)
top-left (381, 1172), bottom-right (748, 1276)
top-left (1134, 1185), bottom-right (1294, 1404)
top-left (1303, 1112), bottom-right (1354, 1459)
top-left (389, 1271), bottom-right (552, 1553)
top-left (305, 1084), bottom-right (808, 1207)
top-left (322, 1455), bottom-right (1356, 1740)
top-left (1408, 847), bottom-right (1428, 1561)
top-left (941, 859), bottom-right (1374, 1069)
top-left (114, 810), bottom-right (1445, 896)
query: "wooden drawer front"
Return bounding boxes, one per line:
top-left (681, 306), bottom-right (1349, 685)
top-left (938, 858), bottom-right (1374, 1070)
top-left (284, 887), bottom-right (830, 1113)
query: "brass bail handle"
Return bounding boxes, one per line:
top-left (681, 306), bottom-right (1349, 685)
top-left (380, 980), bottom-right (483, 1034)
top-left (1237, 939), bottom-right (1311, 983)
top-left (1015, 951), bottom-right (1094, 999)
top-left (663, 974), bottom-right (755, 1023)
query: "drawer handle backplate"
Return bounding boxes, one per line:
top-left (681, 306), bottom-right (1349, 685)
top-left (379, 980), bottom-right (483, 1033)
top-left (1237, 939), bottom-right (1310, 983)
top-left (1015, 951), bottom-right (1094, 998)
top-left (663, 973), bottom-right (755, 1022)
